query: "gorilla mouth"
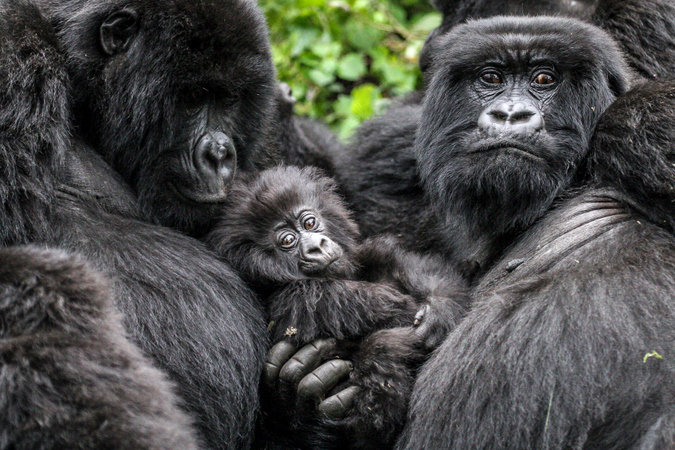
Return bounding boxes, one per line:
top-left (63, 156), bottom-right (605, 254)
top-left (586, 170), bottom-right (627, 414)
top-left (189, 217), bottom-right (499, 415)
top-left (299, 256), bottom-right (341, 275)
top-left (171, 183), bottom-right (229, 204)
top-left (469, 140), bottom-right (544, 162)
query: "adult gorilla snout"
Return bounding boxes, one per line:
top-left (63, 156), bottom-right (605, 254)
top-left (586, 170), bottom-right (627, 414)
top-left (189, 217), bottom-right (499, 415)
top-left (194, 131), bottom-right (237, 184)
top-left (478, 101), bottom-right (544, 136)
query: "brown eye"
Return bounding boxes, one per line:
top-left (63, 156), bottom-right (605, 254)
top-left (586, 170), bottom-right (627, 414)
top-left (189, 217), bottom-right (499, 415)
top-left (480, 71), bottom-right (503, 84)
top-left (533, 73), bottom-right (555, 85)
top-left (303, 216), bottom-right (317, 230)
top-left (280, 233), bottom-right (297, 248)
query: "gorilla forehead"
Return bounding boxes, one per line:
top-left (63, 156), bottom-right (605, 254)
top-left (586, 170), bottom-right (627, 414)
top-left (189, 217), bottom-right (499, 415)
top-left (53, 0), bottom-right (274, 86)
top-left (435, 16), bottom-right (625, 75)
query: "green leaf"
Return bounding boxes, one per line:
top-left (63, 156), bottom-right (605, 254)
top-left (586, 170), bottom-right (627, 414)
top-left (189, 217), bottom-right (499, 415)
top-left (337, 53), bottom-right (367, 81)
top-left (308, 69), bottom-right (336, 86)
top-left (644, 351), bottom-right (664, 363)
top-left (344, 18), bottom-right (386, 52)
top-left (350, 83), bottom-right (379, 120)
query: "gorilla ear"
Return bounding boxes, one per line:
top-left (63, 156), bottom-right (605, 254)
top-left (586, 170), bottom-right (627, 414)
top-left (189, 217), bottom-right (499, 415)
top-left (100, 9), bottom-right (139, 56)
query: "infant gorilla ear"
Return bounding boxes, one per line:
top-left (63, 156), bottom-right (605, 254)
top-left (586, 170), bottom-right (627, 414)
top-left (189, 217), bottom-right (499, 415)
top-left (0, 246), bottom-right (198, 449)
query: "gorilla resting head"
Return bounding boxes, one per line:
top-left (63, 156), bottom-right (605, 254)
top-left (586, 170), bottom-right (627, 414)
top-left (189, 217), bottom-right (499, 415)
top-left (416, 16), bottom-right (631, 267)
top-left (46, 0), bottom-right (277, 235)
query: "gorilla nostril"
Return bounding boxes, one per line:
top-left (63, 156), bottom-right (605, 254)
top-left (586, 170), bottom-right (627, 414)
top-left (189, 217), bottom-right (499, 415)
top-left (490, 110), bottom-right (509, 123)
top-left (511, 110), bottom-right (535, 123)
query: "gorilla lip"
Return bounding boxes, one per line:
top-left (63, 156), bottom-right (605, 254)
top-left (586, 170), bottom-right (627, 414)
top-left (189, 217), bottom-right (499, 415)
top-left (469, 141), bottom-right (544, 162)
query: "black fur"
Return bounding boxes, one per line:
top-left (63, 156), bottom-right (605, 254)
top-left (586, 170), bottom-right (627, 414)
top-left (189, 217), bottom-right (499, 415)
top-left (0, 2), bottom-right (267, 448)
top-left (40, 0), bottom-right (279, 237)
top-left (426, 0), bottom-right (675, 80)
top-left (273, 83), bottom-right (343, 176)
top-left (0, 246), bottom-right (199, 450)
top-left (207, 166), bottom-right (468, 449)
top-left (395, 31), bottom-right (675, 450)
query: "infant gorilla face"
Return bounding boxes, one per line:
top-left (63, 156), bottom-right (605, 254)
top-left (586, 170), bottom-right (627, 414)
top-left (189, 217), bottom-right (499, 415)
top-left (272, 208), bottom-right (345, 276)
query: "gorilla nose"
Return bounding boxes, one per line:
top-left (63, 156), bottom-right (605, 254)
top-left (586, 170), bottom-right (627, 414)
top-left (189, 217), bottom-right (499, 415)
top-left (478, 102), bottom-right (544, 135)
top-left (300, 234), bottom-right (330, 261)
top-left (194, 131), bottom-right (236, 181)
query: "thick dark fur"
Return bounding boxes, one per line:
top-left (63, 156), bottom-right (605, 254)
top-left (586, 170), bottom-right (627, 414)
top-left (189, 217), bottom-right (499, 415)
top-left (39, 0), bottom-right (279, 236)
top-left (335, 0), bottom-right (675, 251)
top-left (415, 17), bottom-right (629, 270)
top-left (207, 166), bottom-right (468, 449)
top-left (273, 83), bottom-right (343, 176)
top-left (333, 95), bottom-right (437, 252)
top-left (0, 2), bottom-right (268, 448)
top-left (397, 80), bottom-right (675, 449)
top-left (0, 246), bottom-right (199, 449)
top-left (426, 0), bottom-right (675, 80)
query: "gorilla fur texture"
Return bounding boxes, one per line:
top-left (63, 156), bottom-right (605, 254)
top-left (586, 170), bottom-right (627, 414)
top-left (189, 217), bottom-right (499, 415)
top-left (207, 165), bottom-right (468, 449)
top-left (41, 0), bottom-right (279, 237)
top-left (394, 20), bottom-right (675, 450)
top-left (0, 246), bottom-right (199, 450)
top-left (0, 2), bottom-right (267, 448)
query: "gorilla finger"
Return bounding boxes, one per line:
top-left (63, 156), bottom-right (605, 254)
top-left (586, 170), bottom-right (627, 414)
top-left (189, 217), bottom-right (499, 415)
top-left (413, 304), bottom-right (430, 327)
top-left (263, 340), bottom-right (298, 387)
top-left (318, 386), bottom-right (360, 419)
top-left (297, 359), bottom-right (354, 401)
top-left (279, 338), bottom-right (337, 385)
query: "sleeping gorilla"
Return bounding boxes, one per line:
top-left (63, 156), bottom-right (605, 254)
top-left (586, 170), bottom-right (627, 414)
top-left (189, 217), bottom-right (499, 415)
top-left (0, 246), bottom-right (198, 449)
top-left (207, 166), bottom-right (468, 448)
top-left (0, 2), bottom-right (267, 448)
top-left (267, 16), bottom-right (654, 447)
top-left (395, 20), bottom-right (675, 449)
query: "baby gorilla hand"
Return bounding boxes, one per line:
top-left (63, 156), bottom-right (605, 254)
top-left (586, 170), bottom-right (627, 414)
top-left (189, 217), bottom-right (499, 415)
top-left (413, 296), bottom-right (467, 351)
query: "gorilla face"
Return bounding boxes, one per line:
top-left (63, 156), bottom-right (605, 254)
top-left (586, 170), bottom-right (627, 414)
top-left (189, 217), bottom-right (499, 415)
top-left (51, 0), bottom-right (277, 236)
top-left (416, 16), bottom-right (630, 236)
top-left (208, 166), bottom-right (360, 291)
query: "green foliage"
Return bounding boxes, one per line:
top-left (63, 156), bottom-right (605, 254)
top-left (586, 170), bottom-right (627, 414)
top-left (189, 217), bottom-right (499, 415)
top-left (644, 351), bottom-right (663, 363)
top-left (260, 0), bottom-right (440, 138)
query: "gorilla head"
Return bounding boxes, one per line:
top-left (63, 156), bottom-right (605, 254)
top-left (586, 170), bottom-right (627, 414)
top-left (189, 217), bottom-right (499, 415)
top-left (209, 166), bottom-right (360, 292)
top-left (416, 16), bottom-right (631, 264)
top-left (46, 0), bottom-right (277, 235)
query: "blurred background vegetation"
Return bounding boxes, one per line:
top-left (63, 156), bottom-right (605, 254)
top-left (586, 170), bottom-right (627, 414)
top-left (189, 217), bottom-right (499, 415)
top-left (259, 0), bottom-right (439, 138)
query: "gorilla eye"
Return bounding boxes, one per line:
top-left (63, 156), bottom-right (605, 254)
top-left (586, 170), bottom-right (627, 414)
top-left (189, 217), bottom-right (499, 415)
top-left (480, 71), bottom-right (503, 84)
top-left (279, 233), bottom-right (297, 248)
top-left (303, 216), bottom-right (317, 230)
top-left (533, 72), bottom-right (556, 86)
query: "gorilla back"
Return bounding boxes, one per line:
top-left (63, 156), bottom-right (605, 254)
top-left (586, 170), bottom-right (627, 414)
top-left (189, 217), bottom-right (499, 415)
top-left (0, 246), bottom-right (199, 450)
top-left (0, 2), bottom-right (267, 448)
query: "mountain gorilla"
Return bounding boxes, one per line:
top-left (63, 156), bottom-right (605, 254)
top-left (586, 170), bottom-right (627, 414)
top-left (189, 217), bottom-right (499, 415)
top-left (394, 20), bottom-right (675, 449)
top-left (334, 0), bottom-right (675, 254)
top-left (0, 2), bottom-right (267, 448)
top-left (207, 166), bottom-right (468, 448)
top-left (39, 0), bottom-right (279, 237)
top-left (266, 16), bottom-right (650, 447)
top-left (0, 246), bottom-right (198, 449)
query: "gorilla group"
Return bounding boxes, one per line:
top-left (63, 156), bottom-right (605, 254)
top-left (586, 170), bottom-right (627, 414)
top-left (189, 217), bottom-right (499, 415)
top-left (261, 14), bottom-right (675, 450)
top-left (2, 0), bottom-right (675, 449)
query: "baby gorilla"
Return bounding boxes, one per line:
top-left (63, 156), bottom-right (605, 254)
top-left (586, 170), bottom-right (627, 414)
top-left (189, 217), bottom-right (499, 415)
top-left (207, 166), bottom-right (468, 447)
top-left (207, 166), bottom-right (467, 347)
top-left (0, 246), bottom-right (198, 449)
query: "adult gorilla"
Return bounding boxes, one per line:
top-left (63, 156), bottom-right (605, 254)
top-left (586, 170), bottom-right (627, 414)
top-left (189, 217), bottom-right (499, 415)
top-left (334, 0), bottom-right (675, 253)
top-left (39, 0), bottom-right (278, 237)
top-left (396, 18), bottom-right (675, 449)
top-left (0, 2), bottom-right (267, 448)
